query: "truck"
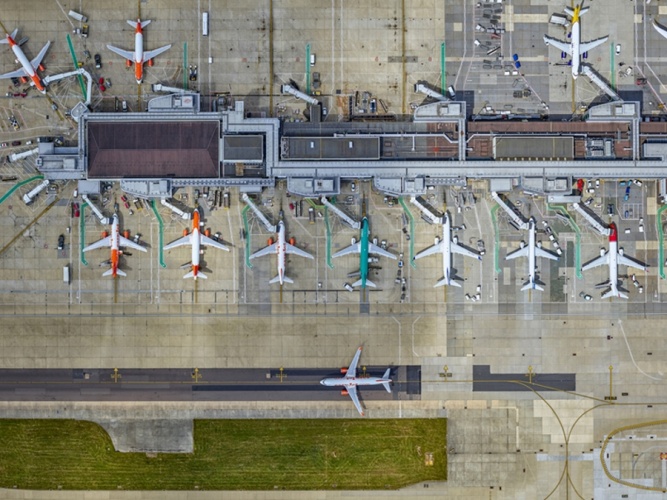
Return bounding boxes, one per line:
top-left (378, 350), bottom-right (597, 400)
top-left (68, 10), bottom-right (87, 22)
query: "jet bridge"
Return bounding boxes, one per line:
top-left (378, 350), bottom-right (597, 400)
top-left (320, 196), bottom-right (360, 229)
top-left (409, 196), bottom-right (443, 224)
top-left (161, 198), bottom-right (191, 220)
top-left (241, 193), bottom-right (277, 233)
top-left (43, 67), bottom-right (93, 106)
top-left (491, 191), bottom-right (529, 230)
top-left (414, 82), bottom-right (448, 102)
top-left (581, 64), bottom-right (621, 102)
top-left (81, 194), bottom-right (110, 225)
top-left (572, 202), bottom-right (611, 235)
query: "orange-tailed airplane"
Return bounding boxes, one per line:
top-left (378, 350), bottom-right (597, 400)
top-left (0, 28), bottom-right (50, 93)
top-left (106, 19), bottom-right (171, 84)
top-left (83, 214), bottom-right (147, 278)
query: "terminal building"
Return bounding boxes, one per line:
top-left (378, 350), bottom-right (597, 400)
top-left (35, 90), bottom-right (667, 199)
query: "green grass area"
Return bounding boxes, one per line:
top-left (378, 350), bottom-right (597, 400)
top-left (0, 419), bottom-right (446, 490)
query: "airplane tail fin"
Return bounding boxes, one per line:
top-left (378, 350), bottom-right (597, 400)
top-left (127, 20), bottom-right (151, 29)
top-left (522, 277), bottom-right (544, 292)
top-left (0, 29), bottom-right (18, 44)
top-left (381, 368), bottom-right (392, 393)
top-left (356, 278), bottom-right (375, 288)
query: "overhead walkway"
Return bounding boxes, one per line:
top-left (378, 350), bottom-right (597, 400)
top-left (572, 202), bottom-right (611, 236)
top-left (491, 191), bottom-right (529, 230)
top-left (241, 193), bottom-right (276, 233)
top-left (320, 197), bottom-right (359, 229)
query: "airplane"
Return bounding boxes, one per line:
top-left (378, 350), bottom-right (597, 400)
top-left (0, 28), bottom-right (50, 93)
top-left (332, 217), bottom-right (396, 289)
top-left (413, 212), bottom-right (481, 287)
top-left (249, 220), bottom-right (313, 285)
top-left (543, 2), bottom-right (608, 79)
top-left (106, 19), bottom-right (172, 84)
top-left (581, 222), bottom-right (647, 299)
top-left (163, 209), bottom-right (230, 280)
top-left (505, 217), bottom-right (559, 292)
top-left (83, 213), bottom-right (147, 278)
top-left (320, 346), bottom-right (392, 416)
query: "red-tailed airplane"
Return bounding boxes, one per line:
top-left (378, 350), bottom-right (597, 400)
top-left (0, 28), bottom-right (50, 93)
top-left (106, 19), bottom-right (171, 84)
top-left (581, 222), bottom-right (647, 299)
top-left (83, 214), bottom-right (147, 278)
top-left (163, 210), bottom-right (229, 280)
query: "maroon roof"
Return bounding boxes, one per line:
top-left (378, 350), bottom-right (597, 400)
top-left (87, 121), bottom-right (219, 178)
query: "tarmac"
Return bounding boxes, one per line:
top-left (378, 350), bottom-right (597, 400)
top-left (1, 0), bottom-right (667, 499)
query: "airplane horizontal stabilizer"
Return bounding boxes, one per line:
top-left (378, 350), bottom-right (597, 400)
top-left (382, 368), bottom-right (392, 393)
top-left (601, 288), bottom-right (627, 300)
top-left (521, 281), bottom-right (544, 292)
top-left (0, 29), bottom-right (18, 44)
top-left (354, 278), bottom-right (375, 288)
top-left (127, 20), bottom-right (151, 29)
top-left (184, 270), bottom-right (207, 279)
top-left (435, 277), bottom-right (460, 287)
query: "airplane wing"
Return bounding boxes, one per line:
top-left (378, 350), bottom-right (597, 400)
top-left (30, 41), bottom-right (51, 70)
top-left (83, 236), bottom-right (111, 253)
top-left (0, 67), bottom-right (27, 79)
top-left (535, 246), bottom-right (559, 261)
top-left (617, 253), bottom-right (647, 272)
top-left (144, 44), bottom-right (172, 62)
top-left (581, 251), bottom-right (610, 271)
top-left (505, 245), bottom-right (529, 260)
top-left (249, 243), bottom-right (277, 259)
top-left (164, 234), bottom-right (192, 251)
top-left (106, 44), bottom-right (134, 62)
top-left (344, 384), bottom-right (364, 416)
top-left (345, 347), bottom-right (363, 379)
top-left (285, 242), bottom-right (314, 259)
top-left (580, 36), bottom-right (609, 54)
top-left (368, 242), bottom-right (397, 260)
top-left (333, 242), bottom-right (361, 258)
top-left (118, 235), bottom-right (148, 253)
top-left (200, 234), bottom-right (230, 252)
top-left (414, 242), bottom-right (443, 260)
top-left (543, 35), bottom-right (572, 55)
top-left (451, 241), bottom-right (482, 260)
top-left (654, 20), bottom-right (667, 40)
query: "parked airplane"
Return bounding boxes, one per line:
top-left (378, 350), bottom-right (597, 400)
top-left (0, 28), bottom-right (50, 93)
top-left (333, 217), bottom-right (396, 289)
top-left (83, 213), bottom-right (147, 278)
top-left (543, 2), bottom-right (608, 79)
top-left (413, 212), bottom-right (481, 287)
top-left (249, 220), bottom-right (313, 285)
top-left (581, 222), bottom-right (647, 299)
top-left (320, 346), bottom-right (392, 416)
top-left (506, 217), bottom-right (559, 292)
top-left (163, 210), bottom-right (229, 280)
top-left (106, 19), bottom-right (172, 84)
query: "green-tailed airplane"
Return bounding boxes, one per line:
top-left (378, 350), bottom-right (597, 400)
top-left (333, 216), bottom-right (396, 288)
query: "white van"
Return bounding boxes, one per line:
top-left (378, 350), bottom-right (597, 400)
top-left (63, 265), bottom-right (70, 284)
top-left (310, 54), bottom-right (316, 66)
top-left (68, 10), bottom-right (87, 22)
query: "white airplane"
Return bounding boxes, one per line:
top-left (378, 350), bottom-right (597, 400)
top-left (505, 217), bottom-right (559, 292)
top-left (249, 220), bottom-right (313, 285)
top-left (581, 222), bottom-right (648, 299)
top-left (163, 210), bottom-right (229, 280)
top-left (83, 214), bottom-right (147, 278)
top-left (106, 19), bottom-right (172, 84)
top-left (320, 347), bottom-right (392, 416)
top-left (413, 212), bottom-right (481, 287)
top-left (0, 28), bottom-right (50, 93)
top-left (543, 2), bottom-right (608, 79)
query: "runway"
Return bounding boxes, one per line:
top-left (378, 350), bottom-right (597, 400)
top-left (0, 366), bottom-right (422, 403)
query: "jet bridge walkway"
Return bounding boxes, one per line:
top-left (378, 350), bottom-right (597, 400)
top-left (81, 195), bottom-right (109, 225)
top-left (320, 196), bottom-right (360, 229)
top-left (241, 193), bottom-right (276, 233)
top-left (572, 202), bottom-right (611, 236)
top-left (491, 191), bottom-right (529, 230)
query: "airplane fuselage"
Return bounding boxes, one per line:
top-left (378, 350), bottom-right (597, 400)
top-left (527, 220), bottom-right (538, 284)
top-left (442, 215), bottom-right (453, 284)
top-left (571, 18), bottom-right (582, 78)
top-left (190, 212), bottom-right (202, 279)
top-left (7, 36), bottom-right (45, 92)
top-left (276, 222), bottom-right (287, 285)
top-left (110, 215), bottom-right (121, 277)
top-left (133, 23), bottom-right (145, 83)
top-left (608, 228), bottom-right (619, 295)
top-left (358, 218), bottom-right (370, 288)
top-left (320, 376), bottom-right (392, 387)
